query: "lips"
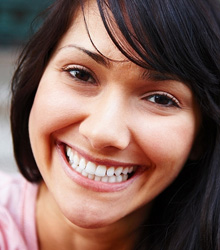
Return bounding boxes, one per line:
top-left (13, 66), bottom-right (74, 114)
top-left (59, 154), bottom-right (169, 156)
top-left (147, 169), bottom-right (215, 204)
top-left (65, 145), bottom-right (137, 183)
top-left (56, 141), bottom-right (147, 192)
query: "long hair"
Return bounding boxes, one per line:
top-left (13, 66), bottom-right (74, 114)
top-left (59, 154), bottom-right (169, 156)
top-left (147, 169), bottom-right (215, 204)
top-left (11, 0), bottom-right (220, 249)
top-left (96, 1), bottom-right (220, 249)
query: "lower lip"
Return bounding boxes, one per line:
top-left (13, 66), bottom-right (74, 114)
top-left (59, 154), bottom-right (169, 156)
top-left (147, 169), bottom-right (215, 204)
top-left (56, 142), bottom-right (142, 192)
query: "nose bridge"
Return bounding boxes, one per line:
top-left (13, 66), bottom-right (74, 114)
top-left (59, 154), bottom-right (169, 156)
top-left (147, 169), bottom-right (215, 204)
top-left (79, 89), bottom-right (130, 150)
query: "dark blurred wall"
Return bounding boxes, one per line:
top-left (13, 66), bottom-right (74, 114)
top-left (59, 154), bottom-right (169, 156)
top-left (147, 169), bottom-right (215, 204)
top-left (0, 0), bottom-right (54, 46)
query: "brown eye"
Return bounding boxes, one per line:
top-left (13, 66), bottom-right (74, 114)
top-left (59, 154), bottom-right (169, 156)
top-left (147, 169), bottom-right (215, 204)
top-left (147, 94), bottom-right (179, 107)
top-left (70, 69), bottom-right (93, 82)
top-left (64, 66), bottom-right (96, 84)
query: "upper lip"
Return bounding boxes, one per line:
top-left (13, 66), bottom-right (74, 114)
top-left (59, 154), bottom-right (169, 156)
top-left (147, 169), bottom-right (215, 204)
top-left (57, 140), bottom-right (144, 168)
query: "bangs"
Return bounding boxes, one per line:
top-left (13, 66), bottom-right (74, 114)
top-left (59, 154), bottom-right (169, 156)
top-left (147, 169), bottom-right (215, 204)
top-left (97, 0), bottom-right (220, 85)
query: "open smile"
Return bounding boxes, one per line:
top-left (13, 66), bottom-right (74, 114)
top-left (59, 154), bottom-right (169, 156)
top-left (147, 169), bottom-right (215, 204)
top-left (65, 145), bottom-right (136, 183)
top-left (56, 141), bottom-right (147, 192)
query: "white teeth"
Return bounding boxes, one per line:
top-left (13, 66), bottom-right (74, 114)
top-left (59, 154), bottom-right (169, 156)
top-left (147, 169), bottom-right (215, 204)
top-left (76, 166), bottom-right (82, 173)
top-left (109, 176), bottom-right (116, 183)
top-left (95, 165), bottom-right (106, 177)
top-left (67, 146), bottom-right (72, 157)
top-left (73, 154), bottom-right (80, 166)
top-left (122, 175), bottom-right (128, 181)
top-left (116, 175), bottom-right (123, 182)
top-left (128, 167), bottom-right (133, 173)
top-left (94, 176), bottom-right (101, 182)
top-left (82, 170), bottom-right (88, 177)
top-left (66, 146), bottom-right (135, 183)
top-left (101, 176), bottom-right (108, 182)
top-left (79, 158), bottom-right (86, 170)
top-left (88, 174), bottom-right (95, 180)
top-left (122, 167), bottom-right (129, 175)
top-left (69, 152), bottom-right (74, 164)
top-left (107, 167), bottom-right (114, 176)
top-left (71, 163), bottom-right (77, 169)
top-left (115, 167), bottom-right (123, 176)
top-left (85, 162), bottom-right (96, 174)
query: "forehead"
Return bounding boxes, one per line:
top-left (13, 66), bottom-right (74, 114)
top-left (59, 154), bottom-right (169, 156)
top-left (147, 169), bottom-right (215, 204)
top-left (55, 0), bottom-right (127, 62)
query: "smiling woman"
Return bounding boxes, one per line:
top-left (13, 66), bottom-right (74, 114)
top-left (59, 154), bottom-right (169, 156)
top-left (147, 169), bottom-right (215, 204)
top-left (1, 0), bottom-right (220, 250)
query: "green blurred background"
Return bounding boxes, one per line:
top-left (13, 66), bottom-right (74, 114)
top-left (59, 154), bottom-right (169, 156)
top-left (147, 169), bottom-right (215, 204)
top-left (0, 0), bottom-right (54, 46)
top-left (0, 0), bottom-right (54, 173)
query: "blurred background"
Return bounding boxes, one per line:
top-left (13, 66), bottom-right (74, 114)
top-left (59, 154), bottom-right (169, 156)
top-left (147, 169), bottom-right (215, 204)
top-left (0, 0), bottom-right (54, 172)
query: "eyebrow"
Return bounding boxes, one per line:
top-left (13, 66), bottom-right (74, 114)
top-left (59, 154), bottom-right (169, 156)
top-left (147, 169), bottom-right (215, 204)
top-left (59, 44), bottom-right (110, 68)
top-left (59, 44), bottom-right (180, 82)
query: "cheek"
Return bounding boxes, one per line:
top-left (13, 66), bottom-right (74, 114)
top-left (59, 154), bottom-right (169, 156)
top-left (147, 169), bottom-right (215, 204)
top-left (127, 114), bottom-right (198, 205)
top-left (134, 114), bottom-right (197, 169)
top-left (28, 79), bottom-right (87, 170)
top-left (29, 80), bottom-right (87, 138)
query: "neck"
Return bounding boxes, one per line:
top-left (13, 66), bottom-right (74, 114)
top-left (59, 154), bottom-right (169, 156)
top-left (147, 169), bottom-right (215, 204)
top-left (36, 182), bottom-right (151, 250)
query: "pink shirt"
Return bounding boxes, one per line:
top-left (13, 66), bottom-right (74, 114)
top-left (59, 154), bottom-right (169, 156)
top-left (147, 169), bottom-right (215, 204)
top-left (0, 171), bottom-right (39, 250)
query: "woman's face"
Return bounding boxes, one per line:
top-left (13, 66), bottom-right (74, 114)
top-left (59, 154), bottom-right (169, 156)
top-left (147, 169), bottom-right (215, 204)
top-left (29, 1), bottom-right (200, 228)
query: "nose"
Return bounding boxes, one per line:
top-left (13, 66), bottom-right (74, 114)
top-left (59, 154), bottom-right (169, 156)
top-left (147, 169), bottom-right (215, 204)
top-left (79, 92), bottom-right (130, 151)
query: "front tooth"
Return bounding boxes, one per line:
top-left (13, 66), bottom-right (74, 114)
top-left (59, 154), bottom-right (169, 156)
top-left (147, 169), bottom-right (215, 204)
top-left (85, 162), bottom-right (96, 174)
top-left (109, 176), bottom-right (116, 183)
top-left (79, 158), bottom-right (86, 170)
top-left (95, 165), bottom-right (106, 177)
top-left (107, 167), bottom-right (114, 176)
top-left (115, 167), bottom-right (123, 176)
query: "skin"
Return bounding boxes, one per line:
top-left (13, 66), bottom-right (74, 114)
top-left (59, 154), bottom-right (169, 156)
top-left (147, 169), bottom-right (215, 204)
top-left (28, 1), bottom-right (201, 249)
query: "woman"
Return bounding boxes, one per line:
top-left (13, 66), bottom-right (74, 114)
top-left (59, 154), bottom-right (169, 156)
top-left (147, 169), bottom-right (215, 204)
top-left (1, 0), bottom-right (219, 249)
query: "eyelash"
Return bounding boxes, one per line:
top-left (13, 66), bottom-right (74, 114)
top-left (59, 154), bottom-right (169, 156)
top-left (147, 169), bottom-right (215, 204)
top-left (145, 92), bottom-right (180, 108)
top-left (62, 65), bottom-right (96, 84)
top-left (62, 65), bottom-right (180, 108)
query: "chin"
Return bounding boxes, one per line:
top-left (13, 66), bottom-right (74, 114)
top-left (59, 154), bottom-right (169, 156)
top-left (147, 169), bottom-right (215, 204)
top-left (64, 210), bottom-right (119, 229)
